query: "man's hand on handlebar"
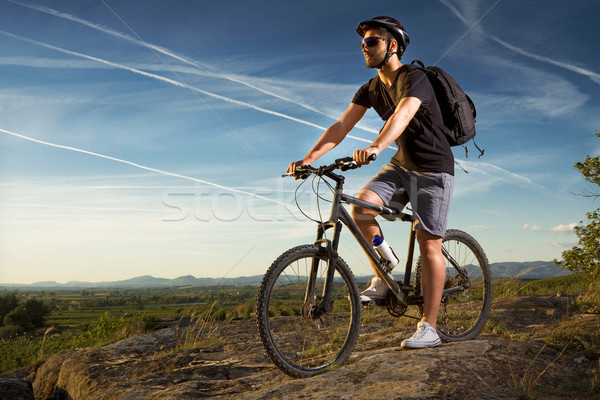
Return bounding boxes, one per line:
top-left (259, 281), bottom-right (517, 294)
top-left (353, 147), bottom-right (379, 166)
top-left (286, 159), bottom-right (311, 180)
top-left (285, 153), bottom-right (377, 179)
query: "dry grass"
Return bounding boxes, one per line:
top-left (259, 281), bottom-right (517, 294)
top-left (37, 325), bottom-right (56, 361)
top-left (509, 344), bottom-right (568, 400)
top-left (498, 276), bottom-right (600, 398)
top-left (175, 302), bottom-right (230, 350)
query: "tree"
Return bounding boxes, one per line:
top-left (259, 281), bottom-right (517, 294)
top-left (574, 133), bottom-right (600, 198)
top-left (0, 292), bottom-right (20, 326)
top-left (25, 298), bottom-right (50, 328)
top-left (555, 130), bottom-right (600, 280)
top-left (3, 305), bottom-right (29, 329)
top-left (2, 298), bottom-right (50, 330)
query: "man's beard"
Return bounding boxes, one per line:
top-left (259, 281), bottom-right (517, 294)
top-left (365, 51), bottom-right (386, 69)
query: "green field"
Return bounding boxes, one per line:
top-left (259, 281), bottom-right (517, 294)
top-left (0, 274), bottom-right (598, 375)
top-left (0, 285), bottom-right (258, 374)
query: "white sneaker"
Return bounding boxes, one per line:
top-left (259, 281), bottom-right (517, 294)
top-left (401, 322), bottom-right (441, 349)
top-left (359, 276), bottom-right (389, 302)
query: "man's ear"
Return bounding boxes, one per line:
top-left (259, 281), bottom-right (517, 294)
top-left (389, 38), bottom-right (399, 53)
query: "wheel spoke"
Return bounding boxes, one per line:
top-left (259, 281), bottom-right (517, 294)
top-left (414, 230), bottom-right (492, 342)
top-left (256, 245), bottom-right (361, 378)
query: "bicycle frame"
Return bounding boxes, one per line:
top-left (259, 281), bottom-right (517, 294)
top-left (254, 157), bottom-right (493, 379)
top-left (297, 158), bottom-right (472, 320)
top-left (305, 170), bottom-right (413, 315)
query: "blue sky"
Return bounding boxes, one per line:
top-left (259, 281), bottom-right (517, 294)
top-left (1, 0), bottom-right (599, 284)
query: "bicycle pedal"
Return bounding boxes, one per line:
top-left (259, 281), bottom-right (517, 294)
top-left (361, 298), bottom-right (386, 307)
top-left (361, 299), bottom-right (375, 307)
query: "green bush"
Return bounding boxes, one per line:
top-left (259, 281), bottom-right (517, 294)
top-left (0, 324), bottom-right (24, 340)
top-left (75, 312), bottom-right (159, 347)
top-left (555, 130), bottom-right (600, 280)
top-left (1, 296), bottom-right (50, 331)
top-left (0, 293), bottom-right (19, 327)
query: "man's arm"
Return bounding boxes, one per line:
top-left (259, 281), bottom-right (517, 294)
top-left (287, 103), bottom-right (367, 174)
top-left (353, 96), bottom-right (421, 164)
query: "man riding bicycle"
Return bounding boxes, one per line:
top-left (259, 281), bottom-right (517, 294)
top-left (287, 16), bottom-right (454, 349)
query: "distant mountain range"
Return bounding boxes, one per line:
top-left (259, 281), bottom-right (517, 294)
top-left (489, 261), bottom-right (571, 280)
top-left (0, 261), bottom-right (570, 289)
top-left (0, 275), bottom-right (265, 289)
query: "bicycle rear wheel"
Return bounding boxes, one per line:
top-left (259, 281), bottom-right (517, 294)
top-left (415, 229), bottom-right (492, 342)
top-left (256, 245), bottom-right (361, 378)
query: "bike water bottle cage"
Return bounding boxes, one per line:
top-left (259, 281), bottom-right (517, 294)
top-left (259, 152), bottom-right (492, 378)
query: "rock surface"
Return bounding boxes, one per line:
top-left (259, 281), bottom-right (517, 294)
top-left (0, 378), bottom-right (34, 400)
top-left (2, 293), bottom-right (599, 399)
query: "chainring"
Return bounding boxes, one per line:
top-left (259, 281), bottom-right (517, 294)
top-left (385, 289), bottom-right (408, 318)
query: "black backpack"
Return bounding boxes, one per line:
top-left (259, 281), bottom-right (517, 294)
top-left (411, 60), bottom-right (484, 158)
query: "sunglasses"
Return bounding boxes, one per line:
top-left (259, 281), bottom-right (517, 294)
top-left (360, 36), bottom-right (388, 49)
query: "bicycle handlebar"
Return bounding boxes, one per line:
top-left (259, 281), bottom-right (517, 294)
top-left (284, 154), bottom-right (377, 179)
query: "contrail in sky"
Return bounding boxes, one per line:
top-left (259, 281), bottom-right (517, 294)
top-left (438, 0), bottom-right (600, 85)
top-left (8, 0), bottom-right (341, 123)
top-left (487, 35), bottom-right (600, 85)
top-left (0, 128), bottom-right (287, 206)
top-left (0, 29), bottom-right (377, 147)
top-left (7, 0), bottom-right (214, 70)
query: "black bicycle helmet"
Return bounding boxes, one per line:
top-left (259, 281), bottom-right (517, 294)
top-left (356, 16), bottom-right (410, 67)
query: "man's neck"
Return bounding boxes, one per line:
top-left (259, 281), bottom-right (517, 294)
top-left (378, 59), bottom-right (403, 89)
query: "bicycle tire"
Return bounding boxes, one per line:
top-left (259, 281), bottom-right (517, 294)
top-left (415, 229), bottom-right (492, 342)
top-left (256, 245), bottom-right (361, 378)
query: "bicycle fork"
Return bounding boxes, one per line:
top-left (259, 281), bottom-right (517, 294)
top-left (304, 214), bottom-right (409, 318)
top-left (302, 220), bottom-right (341, 318)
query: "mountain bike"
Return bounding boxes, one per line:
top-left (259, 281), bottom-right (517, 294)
top-left (256, 157), bottom-right (492, 378)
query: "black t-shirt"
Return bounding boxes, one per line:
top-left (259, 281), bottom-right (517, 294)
top-left (352, 65), bottom-right (454, 175)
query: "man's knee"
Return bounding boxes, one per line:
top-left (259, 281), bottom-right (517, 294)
top-left (350, 190), bottom-right (382, 221)
top-left (350, 204), bottom-right (375, 223)
top-left (416, 230), bottom-right (443, 256)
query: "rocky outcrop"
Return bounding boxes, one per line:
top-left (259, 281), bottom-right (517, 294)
top-left (0, 378), bottom-right (34, 400)
top-left (32, 329), bottom-right (178, 399)
top-left (3, 294), bottom-right (598, 399)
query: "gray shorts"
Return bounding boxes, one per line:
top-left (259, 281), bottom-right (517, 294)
top-left (364, 163), bottom-right (454, 238)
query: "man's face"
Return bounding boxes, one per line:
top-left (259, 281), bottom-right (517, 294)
top-left (362, 28), bottom-right (388, 69)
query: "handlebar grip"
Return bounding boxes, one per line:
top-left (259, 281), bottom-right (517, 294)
top-left (335, 156), bottom-right (354, 163)
top-left (335, 154), bottom-right (377, 164)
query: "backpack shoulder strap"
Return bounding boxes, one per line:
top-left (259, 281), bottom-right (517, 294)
top-left (408, 61), bottom-right (454, 138)
top-left (368, 75), bottom-right (380, 92)
top-left (367, 75), bottom-right (380, 110)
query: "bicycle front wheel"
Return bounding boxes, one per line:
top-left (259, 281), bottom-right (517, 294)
top-left (256, 245), bottom-right (361, 378)
top-left (415, 229), bottom-right (492, 342)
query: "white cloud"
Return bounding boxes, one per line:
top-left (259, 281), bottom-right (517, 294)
top-left (521, 223), bottom-right (578, 235)
top-left (523, 224), bottom-right (542, 232)
top-left (550, 223), bottom-right (578, 235)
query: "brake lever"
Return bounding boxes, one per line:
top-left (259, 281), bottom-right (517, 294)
top-left (336, 154), bottom-right (377, 171)
top-left (282, 165), bottom-right (316, 179)
top-left (340, 162), bottom-right (358, 171)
